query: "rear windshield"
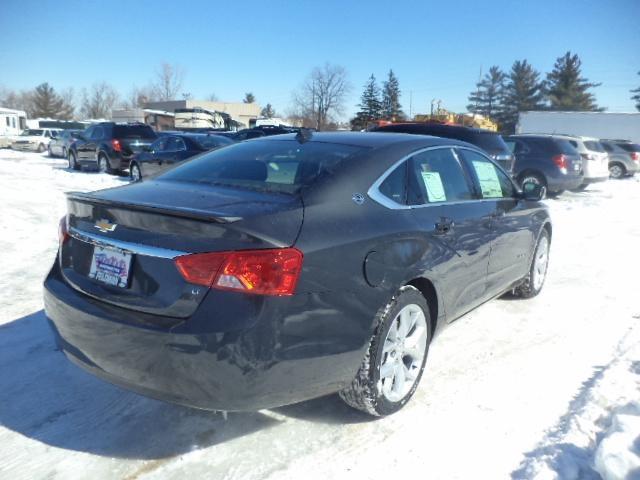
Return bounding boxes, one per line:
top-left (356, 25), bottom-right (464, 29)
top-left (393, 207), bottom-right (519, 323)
top-left (465, 132), bottom-right (510, 154)
top-left (618, 143), bottom-right (640, 153)
top-left (583, 141), bottom-right (605, 152)
top-left (159, 139), bottom-right (367, 194)
top-left (554, 139), bottom-right (579, 155)
top-left (113, 125), bottom-right (157, 139)
top-left (193, 135), bottom-right (234, 149)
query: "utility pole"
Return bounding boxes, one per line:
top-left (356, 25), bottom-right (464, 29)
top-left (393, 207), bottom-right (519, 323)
top-left (409, 90), bottom-right (413, 119)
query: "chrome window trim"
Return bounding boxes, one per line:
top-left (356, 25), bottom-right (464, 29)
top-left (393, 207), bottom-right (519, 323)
top-left (69, 227), bottom-right (186, 259)
top-left (368, 145), bottom-right (501, 210)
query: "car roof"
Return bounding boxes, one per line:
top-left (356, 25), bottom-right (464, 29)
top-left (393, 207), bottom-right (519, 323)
top-left (377, 122), bottom-right (496, 135)
top-left (255, 131), bottom-right (477, 149)
top-left (517, 133), bottom-right (599, 142)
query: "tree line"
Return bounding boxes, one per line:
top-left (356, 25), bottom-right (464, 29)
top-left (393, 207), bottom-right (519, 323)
top-left (468, 51), bottom-right (603, 133)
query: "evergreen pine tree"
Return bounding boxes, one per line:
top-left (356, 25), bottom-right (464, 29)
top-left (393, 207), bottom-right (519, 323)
top-left (498, 60), bottom-right (545, 133)
top-left (350, 74), bottom-right (382, 130)
top-left (31, 83), bottom-right (74, 119)
top-left (381, 69), bottom-right (404, 120)
top-left (467, 66), bottom-right (506, 120)
top-left (631, 71), bottom-right (640, 112)
top-left (546, 52), bottom-right (601, 111)
top-left (243, 92), bottom-right (256, 103)
top-left (260, 103), bottom-right (276, 118)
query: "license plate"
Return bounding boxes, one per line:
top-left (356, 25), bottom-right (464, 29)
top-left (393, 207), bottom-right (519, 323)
top-left (89, 245), bottom-right (132, 288)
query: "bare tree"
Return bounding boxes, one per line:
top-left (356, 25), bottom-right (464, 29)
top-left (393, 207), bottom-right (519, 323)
top-left (123, 85), bottom-right (156, 109)
top-left (207, 92), bottom-right (219, 102)
top-left (292, 63), bottom-right (351, 130)
top-left (151, 63), bottom-right (185, 101)
top-left (80, 82), bottom-right (119, 119)
top-left (0, 86), bottom-right (33, 113)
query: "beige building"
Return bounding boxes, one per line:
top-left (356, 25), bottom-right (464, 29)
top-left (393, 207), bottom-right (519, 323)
top-left (145, 100), bottom-right (261, 128)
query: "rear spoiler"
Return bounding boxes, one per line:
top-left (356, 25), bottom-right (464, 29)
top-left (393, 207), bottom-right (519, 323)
top-left (66, 191), bottom-right (242, 224)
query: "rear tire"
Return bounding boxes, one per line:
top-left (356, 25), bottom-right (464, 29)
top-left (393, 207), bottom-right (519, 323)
top-left (609, 162), bottom-right (625, 179)
top-left (130, 163), bottom-right (142, 182)
top-left (513, 229), bottom-right (550, 299)
top-left (98, 154), bottom-right (112, 174)
top-left (519, 173), bottom-right (547, 199)
top-left (339, 286), bottom-right (431, 417)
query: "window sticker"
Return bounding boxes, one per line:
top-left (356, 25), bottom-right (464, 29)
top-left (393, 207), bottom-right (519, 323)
top-left (472, 161), bottom-right (503, 198)
top-left (421, 171), bottom-right (447, 202)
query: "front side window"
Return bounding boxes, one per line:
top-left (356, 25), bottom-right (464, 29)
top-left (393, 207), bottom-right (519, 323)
top-left (151, 138), bottom-right (167, 152)
top-left (5, 117), bottom-right (9, 127)
top-left (459, 149), bottom-right (514, 199)
top-left (408, 148), bottom-right (473, 204)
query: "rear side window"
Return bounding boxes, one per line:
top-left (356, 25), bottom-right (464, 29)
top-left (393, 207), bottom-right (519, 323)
top-left (159, 139), bottom-right (367, 194)
top-left (195, 135), bottom-right (234, 149)
top-left (466, 132), bottom-right (510, 154)
top-left (378, 162), bottom-right (407, 204)
top-left (113, 125), bottom-right (157, 139)
top-left (584, 141), bottom-right (605, 152)
top-left (554, 139), bottom-right (579, 155)
top-left (459, 149), bottom-right (514, 199)
top-left (618, 143), bottom-right (640, 153)
top-left (408, 148), bottom-right (473, 204)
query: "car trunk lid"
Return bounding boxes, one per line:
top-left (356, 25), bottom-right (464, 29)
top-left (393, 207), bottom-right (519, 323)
top-left (60, 180), bottom-right (303, 318)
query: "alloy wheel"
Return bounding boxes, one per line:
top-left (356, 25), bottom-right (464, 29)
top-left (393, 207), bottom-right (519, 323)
top-left (532, 236), bottom-right (549, 290)
top-left (98, 157), bottom-right (108, 173)
top-left (379, 304), bottom-right (428, 402)
top-left (130, 164), bottom-right (141, 182)
top-left (609, 164), bottom-right (623, 179)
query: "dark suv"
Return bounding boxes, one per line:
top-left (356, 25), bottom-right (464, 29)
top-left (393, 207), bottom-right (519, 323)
top-left (68, 123), bottom-right (158, 174)
top-left (372, 123), bottom-right (515, 173)
top-left (505, 135), bottom-right (583, 196)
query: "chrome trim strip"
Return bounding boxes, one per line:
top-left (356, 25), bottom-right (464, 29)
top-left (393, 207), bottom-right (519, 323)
top-left (68, 227), bottom-right (186, 259)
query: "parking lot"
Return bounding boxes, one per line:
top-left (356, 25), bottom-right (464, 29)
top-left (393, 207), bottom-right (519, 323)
top-left (0, 149), bottom-right (638, 479)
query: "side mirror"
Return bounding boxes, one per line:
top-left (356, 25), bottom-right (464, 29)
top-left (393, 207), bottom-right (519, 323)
top-left (521, 182), bottom-right (545, 201)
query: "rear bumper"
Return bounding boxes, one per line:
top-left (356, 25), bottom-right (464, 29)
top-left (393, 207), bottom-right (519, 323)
top-left (582, 176), bottom-right (608, 185)
top-left (546, 174), bottom-right (583, 193)
top-left (43, 260), bottom-right (367, 411)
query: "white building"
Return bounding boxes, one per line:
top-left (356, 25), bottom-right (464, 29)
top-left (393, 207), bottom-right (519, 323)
top-left (0, 107), bottom-right (27, 147)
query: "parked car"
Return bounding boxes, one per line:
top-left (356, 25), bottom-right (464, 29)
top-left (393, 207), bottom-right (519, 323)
top-left (45, 132), bottom-right (551, 417)
top-left (551, 135), bottom-right (609, 190)
top-left (371, 122), bottom-right (515, 174)
top-left (11, 128), bottom-right (61, 152)
top-left (129, 133), bottom-right (234, 181)
top-left (68, 122), bottom-right (157, 174)
top-left (599, 139), bottom-right (640, 179)
top-left (504, 135), bottom-right (583, 197)
top-left (48, 130), bottom-right (82, 158)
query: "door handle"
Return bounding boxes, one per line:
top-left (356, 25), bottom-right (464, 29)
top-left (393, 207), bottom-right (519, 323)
top-left (435, 217), bottom-right (454, 235)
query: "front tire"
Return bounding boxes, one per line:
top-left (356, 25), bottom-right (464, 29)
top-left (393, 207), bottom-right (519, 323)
top-left (37, 143), bottom-right (46, 153)
top-left (68, 150), bottom-right (80, 170)
top-left (513, 229), bottom-right (550, 299)
top-left (339, 286), bottom-right (431, 416)
top-left (98, 154), bottom-right (112, 174)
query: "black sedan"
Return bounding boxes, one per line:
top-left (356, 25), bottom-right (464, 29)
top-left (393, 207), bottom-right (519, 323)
top-left (44, 132), bottom-right (550, 417)
top-left (129, 133), bottom-right (234, 181)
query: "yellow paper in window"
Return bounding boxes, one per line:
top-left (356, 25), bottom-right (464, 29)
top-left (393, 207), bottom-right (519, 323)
top-left (472, 161), bottom-right (503, 198)
top-left (421, 171), bottom-right (447, 202)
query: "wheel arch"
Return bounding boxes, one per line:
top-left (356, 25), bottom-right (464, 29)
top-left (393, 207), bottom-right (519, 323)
top-left (518, 169), bottom-right (547, 186)
top-left (405, 277), bottom-right (439, 336)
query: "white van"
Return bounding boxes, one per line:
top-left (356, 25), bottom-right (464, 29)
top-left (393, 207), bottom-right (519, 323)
top-left (0, 107), bottom-right (28, 148)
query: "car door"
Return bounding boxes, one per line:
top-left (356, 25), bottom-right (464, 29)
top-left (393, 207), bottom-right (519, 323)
top-left (405, 147), bottom-right (493, 321)
top-left (142, 138), bottom-right (168, 177)
top-left (458, 148), bottom-right (534, 298)
top-left (164, 137), bottom-right (188, 170)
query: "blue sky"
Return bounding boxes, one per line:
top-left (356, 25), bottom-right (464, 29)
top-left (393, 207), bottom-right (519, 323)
top-left (1, 0), bottom-right (638, 118)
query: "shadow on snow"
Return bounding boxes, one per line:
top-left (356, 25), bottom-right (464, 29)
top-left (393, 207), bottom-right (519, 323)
top-left (0, 310), bottom-right (369, 460)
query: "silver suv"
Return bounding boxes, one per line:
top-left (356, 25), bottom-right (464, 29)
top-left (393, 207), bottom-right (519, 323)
top-left (599, 139), bottom-right (640, 179)
top-left (553, 135), bottom-right (609, 190)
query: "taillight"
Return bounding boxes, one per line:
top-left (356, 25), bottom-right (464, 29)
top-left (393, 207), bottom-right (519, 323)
top-left (552, 154), bottom-right (567, 169)
top-left (111, 139), bottom-right (122, 152)
top-left (174, 248), bottom-right (303, 296)
top-left (58, 215), bottom-right (69, 245)
top-left (630, 152), bottom-right (640, 162)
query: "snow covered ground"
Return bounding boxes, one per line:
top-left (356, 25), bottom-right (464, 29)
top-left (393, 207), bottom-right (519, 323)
top-left (0, 149), bottom-right (638, 480)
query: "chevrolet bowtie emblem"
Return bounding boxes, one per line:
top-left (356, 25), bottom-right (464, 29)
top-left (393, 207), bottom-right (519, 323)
top-left (94, 219), bottom-right (117, 233)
